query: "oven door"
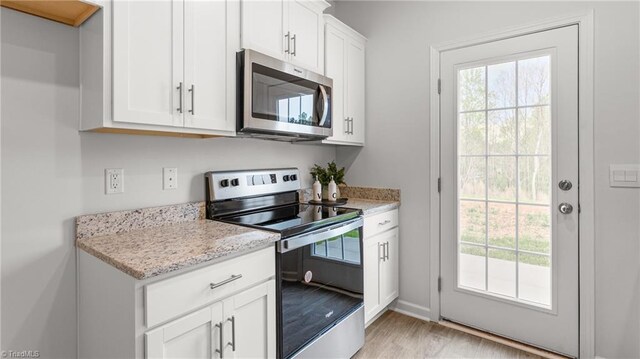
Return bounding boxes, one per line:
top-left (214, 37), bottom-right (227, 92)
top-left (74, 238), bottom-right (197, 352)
top-left (240, 49), bottom-right (333, 139)
top-left (276, 218), bottom-right (364, 359)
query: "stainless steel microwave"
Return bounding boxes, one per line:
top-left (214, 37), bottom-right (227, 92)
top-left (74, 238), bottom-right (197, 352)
top-left (237, 49), bottom-right (333, 141)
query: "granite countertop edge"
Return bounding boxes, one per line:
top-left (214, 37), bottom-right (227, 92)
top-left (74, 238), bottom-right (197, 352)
top-left (76, 239), bottom-right (278, 280)
top-left (343, 198), bottom-right (401, 216)
top-left (76, 220), bottom-right (281, 280)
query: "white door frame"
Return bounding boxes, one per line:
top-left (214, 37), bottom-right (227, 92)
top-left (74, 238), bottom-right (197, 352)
top-left (429, 10), bottom-right (595, 358)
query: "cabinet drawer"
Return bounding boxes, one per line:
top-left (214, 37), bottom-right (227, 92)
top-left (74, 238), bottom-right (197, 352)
top-left (145, 246), bottom-right (275, 328)
top-left (364, 209), bottom-right (398, 238)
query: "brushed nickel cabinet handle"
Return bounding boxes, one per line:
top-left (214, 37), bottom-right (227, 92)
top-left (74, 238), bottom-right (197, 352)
top-left (284, 32), bottom-right (290, 54)
top-left (188, 84), bottom-right (195, 115)
top-left (215, 321), bottom-right (224, 358)
top-left (227, 316), bottom-right (236, 352)
top-left (176, 82), bottom-right (183, 113)
top-left (379, 243), bottom-right (385, 261)
top-left (291, 34), bottom-right (297, 56)
top-left (385, 241), bottom-right (389, 261)
top-left (378, 219), bottom-right (391, 226)
top-left (344, 118), bottom-right (349, 134)
top-left (210, 274), bottom-right (242, 290)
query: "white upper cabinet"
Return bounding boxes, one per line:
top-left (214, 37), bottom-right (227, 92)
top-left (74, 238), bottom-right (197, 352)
top-left (240, 0), bottom-right (286, 59)
top-left (240, 0), bottom-right (329, 74)
top-left (322, 15), bottom-right (366, 146)
top-left (183, 0), bottom-right (237, 131)
top-left (81, 0), bottom-right (238, 137)
top-left (113, 1), bottom-right (183, 127)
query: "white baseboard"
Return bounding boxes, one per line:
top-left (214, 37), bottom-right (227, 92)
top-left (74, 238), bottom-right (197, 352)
top-left (390, 300), bottom-right (433, 322)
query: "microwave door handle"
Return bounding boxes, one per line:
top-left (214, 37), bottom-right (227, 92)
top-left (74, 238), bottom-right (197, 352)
top-left (318, 85), bottom-right (329, 126)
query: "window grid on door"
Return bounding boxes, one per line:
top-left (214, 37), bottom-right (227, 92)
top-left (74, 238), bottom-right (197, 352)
top-left (457, 55), bottom-right (552, 307)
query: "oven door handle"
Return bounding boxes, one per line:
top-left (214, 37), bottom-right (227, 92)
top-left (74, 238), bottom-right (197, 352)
top-left (277, 217), bottom-right (363, 253)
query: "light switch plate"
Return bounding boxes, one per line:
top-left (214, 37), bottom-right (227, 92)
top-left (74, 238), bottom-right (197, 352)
top-left (610, 164), bottom-right (640, 188)
top-left (163, 168), bottom-right (178, 190)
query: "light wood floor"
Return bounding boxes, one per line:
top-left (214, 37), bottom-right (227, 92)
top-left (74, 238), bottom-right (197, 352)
top-left (354, 311), bottom-right (543, 359)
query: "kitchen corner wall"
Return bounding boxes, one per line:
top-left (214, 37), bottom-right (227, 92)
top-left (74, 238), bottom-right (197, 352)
top-left (0, 8), bottom-right (335, 358)
top-left (334, 1), bottom-right (640, 358)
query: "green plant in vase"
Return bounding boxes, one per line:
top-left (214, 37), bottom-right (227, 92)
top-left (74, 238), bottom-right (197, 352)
top-left (310, 161), bottom-right (346, 200)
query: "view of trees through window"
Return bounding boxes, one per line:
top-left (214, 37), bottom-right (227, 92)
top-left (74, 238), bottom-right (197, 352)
top-left (457, 55), bottom-right (552, 306)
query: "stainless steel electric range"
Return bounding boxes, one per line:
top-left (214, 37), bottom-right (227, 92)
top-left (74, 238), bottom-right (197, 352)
top-left (205, 168), bottom-right (365, 359)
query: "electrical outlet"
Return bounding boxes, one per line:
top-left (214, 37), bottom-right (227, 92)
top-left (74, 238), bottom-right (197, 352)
top-left (163, 167), bottom-right (178, 190)
top-left (105, 168), bottom-right (124, 194)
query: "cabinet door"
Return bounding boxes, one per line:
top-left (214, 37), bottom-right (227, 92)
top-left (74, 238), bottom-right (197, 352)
top-left (379, 228), bottom-right (399, 307)
top-left (287, 0), bottom-right (323, 73)
top-left (183, 0), bottom-right (238, 132)
top-left (145, 303), bottom-right (224, 359)
top-left (347, 38), bottom-right (366, 144)
top-left (363, 237), bottom-right (382, 323)
top-left (113, 0), bottom-right (183, 127)
top-left (223, 280), bottom-right (276, 359)
top-left (241, 0), bottom-right (285, 60)
top-left (324, 24), bottom-right (347, 142)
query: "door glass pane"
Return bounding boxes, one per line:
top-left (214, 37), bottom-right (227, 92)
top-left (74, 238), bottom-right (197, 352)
top-left (459, 244), bottom-right (486, 291)
top-left (457, 54), bottom-right (552, 308)
top-left (488, 249), bottom-right (516, 297)
top-left (488, 110), bottom-right (516, 154)
top-left (459, 157), bottom-right (486, 199)
top-left (460, 201), bottom-right (486, 245)
top-left (518, 253), bottom-right (551, 305)
top-left (459, 112), bottom-right (486, 155)
top-left (488, 203), bottom-right (516, 249)
top-left (518, 56), bottom-right (550, 106)
top-left (459, 67), bottom-right (486, 111)
top-left (488, 62), bottom-right (516, 109)
top-left (488, 156), bottom-right (516, 201)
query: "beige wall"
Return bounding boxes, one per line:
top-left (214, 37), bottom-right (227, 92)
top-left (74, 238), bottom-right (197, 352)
top-left (334, 1), bottom-right (640, 358)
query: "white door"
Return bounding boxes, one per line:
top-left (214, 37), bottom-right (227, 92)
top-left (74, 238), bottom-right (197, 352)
top-left (287, 0), bottom-right (323, 73)
top-left (379, 228), bottom-right (399, 306)
top-left (240, 0), bottom-right (285, 60)
top-left (324, 24), bottom-right (347, 142)
top-left (363, 236), bottom-right (382, 323)
top-left (440, 26), bottom-right (579, 356)
top-left (145, 303), bottom-right (224, 358)
top-left (346, 39), bottom-right (366, 144)
top-left (223, 280), bottom-right (276, 359)
top-left (183, 0), bottom-right (237, 132)
top-left (113, 0), bottom-right (183, 127)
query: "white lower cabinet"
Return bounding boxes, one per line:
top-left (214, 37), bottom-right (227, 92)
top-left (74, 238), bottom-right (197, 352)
top-left (363, 210), bottom-right (399, 324)
top-left (78, 246), bottom-right (276, 359)
top-left (146, 303), bottom-right (223, 358)
top-left (146, 281), bottom-right (276, 359)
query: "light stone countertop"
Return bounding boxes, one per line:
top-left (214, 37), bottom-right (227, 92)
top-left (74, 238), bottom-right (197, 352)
top-left (76, 220), bottom-right (280, 280)
top-left (340, 198), bottom-right (400, 216)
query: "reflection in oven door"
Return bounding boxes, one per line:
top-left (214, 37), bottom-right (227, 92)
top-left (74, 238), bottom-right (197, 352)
top-left (278, 226), bottom-right (363, 359)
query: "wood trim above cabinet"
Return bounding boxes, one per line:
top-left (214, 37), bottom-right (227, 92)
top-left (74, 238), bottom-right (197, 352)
top-left (1, 0), bottom-right (100, 27)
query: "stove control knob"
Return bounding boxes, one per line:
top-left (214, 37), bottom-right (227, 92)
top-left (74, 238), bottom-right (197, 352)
top-left (220, 179), bottom-right (229, 188)
top-left (230, 178), bottom-right (239, 187)
top-left (283, 175), bottom-right (290, 182)
top-left (290, 174), bottom-right (298, 181)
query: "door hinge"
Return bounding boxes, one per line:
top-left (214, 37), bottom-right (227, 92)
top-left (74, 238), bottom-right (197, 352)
top-left (437, 78), bottom-right (441, 95)
top-left (437, 177), bottom-right (441, 193)
top-left (438, 276), bottom-right (442, 292)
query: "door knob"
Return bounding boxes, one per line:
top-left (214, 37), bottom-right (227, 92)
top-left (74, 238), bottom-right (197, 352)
top-left (558, 180), bottom-right (572, 191)
top-left (558, 203), bottom-right (573, 214)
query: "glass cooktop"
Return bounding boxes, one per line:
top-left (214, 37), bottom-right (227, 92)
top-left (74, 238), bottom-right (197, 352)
top-left (216, 203), bottom-right (361, 238)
